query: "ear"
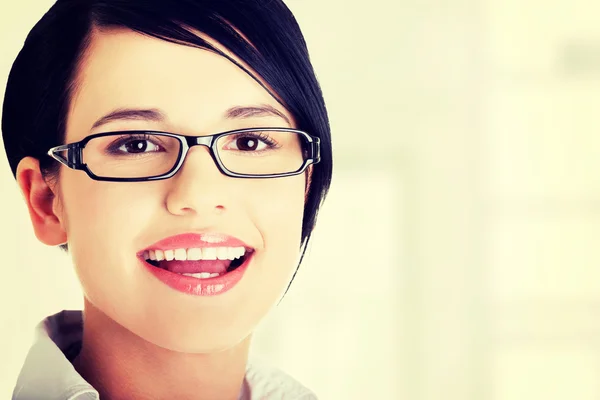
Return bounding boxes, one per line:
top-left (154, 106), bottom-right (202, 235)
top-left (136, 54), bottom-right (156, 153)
top-left (16, 157), bottom-right (67, 246)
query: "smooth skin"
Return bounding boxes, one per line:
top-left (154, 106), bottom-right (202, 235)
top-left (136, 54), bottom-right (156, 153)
top-left (16, 27), bottom-right (310, 400)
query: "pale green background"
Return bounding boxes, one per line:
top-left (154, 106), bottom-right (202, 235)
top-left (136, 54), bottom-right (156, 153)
top-left (1, 1), bottom-right (599, 399)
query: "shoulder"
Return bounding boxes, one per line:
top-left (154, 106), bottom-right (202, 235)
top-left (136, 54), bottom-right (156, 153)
top-left (244, 360), bottom-right (318, 400)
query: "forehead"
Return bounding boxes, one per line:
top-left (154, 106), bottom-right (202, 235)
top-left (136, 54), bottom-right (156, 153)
top-left (66, 28), bottom-right (288, 139)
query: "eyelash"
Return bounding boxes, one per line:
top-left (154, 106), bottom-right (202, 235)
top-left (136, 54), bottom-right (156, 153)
top-left (103, 131), bottom-right (280, 156)
top-left (231, 131), bottom-right (278, 148)
top-left (104, 134), bottom-right (161, 154)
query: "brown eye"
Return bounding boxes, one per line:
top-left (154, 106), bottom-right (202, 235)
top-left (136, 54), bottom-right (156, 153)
top-left (235, 137), bottom-right (261, 151)
top-left (112, 138), bottom-right (162, 154)
top-left (224, 133), bottom-right (276, 152)
top-left (124, 140), bottom-right (151, 153)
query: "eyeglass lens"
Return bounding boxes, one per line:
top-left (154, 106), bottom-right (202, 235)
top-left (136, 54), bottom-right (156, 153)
top-left (82, 130), bottom-right (307, 178)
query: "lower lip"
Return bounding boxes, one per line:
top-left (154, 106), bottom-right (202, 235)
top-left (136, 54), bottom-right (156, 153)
top-left (141, 254), bottom-right (253, 296)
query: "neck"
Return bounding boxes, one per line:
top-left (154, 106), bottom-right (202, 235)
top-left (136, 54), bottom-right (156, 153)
top-left (72, 299), bottom-right (250, 400)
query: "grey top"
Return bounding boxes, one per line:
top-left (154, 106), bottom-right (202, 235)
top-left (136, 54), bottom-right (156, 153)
top-left (12, 310), bottom-right (317, 400)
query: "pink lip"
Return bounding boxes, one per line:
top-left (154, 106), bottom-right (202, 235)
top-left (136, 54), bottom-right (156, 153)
top-left (140, 252), bottom-right (253, 296)
top-left (140, 233), bottom-right (252, 253)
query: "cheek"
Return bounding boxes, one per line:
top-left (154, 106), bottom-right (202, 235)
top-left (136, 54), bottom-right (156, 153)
top-left (244, 175), bottom-right (306, 274)
top-left (248, 174), bottom-right (306, 234)
top-left (59, 173), bottom-right (156, 255)
top-left (228, 175), bottom-right (306, 332)
top-left (58, 174), bottom-right (162, 308)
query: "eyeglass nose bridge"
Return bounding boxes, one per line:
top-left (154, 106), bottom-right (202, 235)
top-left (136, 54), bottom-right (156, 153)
top-left (176, 134), bottom-right (223, 174)
top-left (179, 135), bottom-right (219, 161)
top-left (184, 135), bottom-right (216, 149)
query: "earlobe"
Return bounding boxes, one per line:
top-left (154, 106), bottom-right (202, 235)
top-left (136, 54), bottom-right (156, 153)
top-left (16, 157), bottom-right (67, 246)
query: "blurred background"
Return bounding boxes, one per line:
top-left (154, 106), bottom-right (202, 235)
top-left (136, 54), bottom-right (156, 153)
top-left (1, 0), bottom-right (599, 399)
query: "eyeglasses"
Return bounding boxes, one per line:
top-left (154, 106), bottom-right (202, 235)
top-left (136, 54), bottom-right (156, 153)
top-left (47, 128), bottom-right (321, 182)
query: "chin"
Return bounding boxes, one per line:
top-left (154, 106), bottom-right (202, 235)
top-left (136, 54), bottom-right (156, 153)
top-left (132, 315), bottom-right (253, 354)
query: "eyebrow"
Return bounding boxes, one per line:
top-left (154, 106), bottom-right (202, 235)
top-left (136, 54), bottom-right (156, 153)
top-left (225, 104), bottom-right (290, 125)
top-left (91, 108), bottom-right (165, 129)
top-left (91, 104), bottom-right (290, 130)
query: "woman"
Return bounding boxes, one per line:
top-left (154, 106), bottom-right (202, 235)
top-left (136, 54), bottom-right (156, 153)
top-left (2, 0), bottom-right (332, 398)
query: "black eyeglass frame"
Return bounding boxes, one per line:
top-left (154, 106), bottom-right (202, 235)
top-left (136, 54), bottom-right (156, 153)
top-left (46, 127), bottom-right (321, 182)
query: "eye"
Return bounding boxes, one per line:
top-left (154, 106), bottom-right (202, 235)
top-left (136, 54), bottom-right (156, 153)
top-left (230, 136), bottom-right (268, 151)
top-left (105, 135), bottom-right (165, 155)
top-left (222, 132), bottom-right (278, 153)
top-left (118, 138), bottom-right (161, 154)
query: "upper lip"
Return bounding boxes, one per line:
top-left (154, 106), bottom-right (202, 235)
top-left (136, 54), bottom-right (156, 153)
top-left (139, 232), bottom-right (253, 255)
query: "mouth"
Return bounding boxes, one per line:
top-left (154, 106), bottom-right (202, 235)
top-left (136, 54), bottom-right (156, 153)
top-left (141, 246), bottom-right (253, 279)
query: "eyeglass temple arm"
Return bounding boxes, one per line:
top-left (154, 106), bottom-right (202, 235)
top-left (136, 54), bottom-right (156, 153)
top-left (312, 137), bottom-right (321, 164)
top-left (47, 144), bottom-right (83, 169)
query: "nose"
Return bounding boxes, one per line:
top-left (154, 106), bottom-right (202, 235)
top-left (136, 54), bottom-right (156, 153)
top-left (164, 145), bottom-right (228, 217)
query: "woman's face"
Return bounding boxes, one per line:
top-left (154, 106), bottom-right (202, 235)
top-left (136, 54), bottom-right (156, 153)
top-left (54, 28), bottom-right (306, 352)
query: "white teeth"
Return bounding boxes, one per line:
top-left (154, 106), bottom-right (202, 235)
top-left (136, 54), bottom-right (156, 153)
top-left (216, 247), bottom-right (229, 260)
top-left (229, 247), bottom-right (245, 259)
top-left (145, 247), bottom-right (246, 261)
top-left (187, 248), bottom-right (202, 261)
top-left (237, 247), bottom-right (245, 259)
top-left (174, 248), bottom-right (187, 261)
top-left (181, 272), bottom-right (220, 279)
top-left (203, 248), bottom-right (217, 260)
